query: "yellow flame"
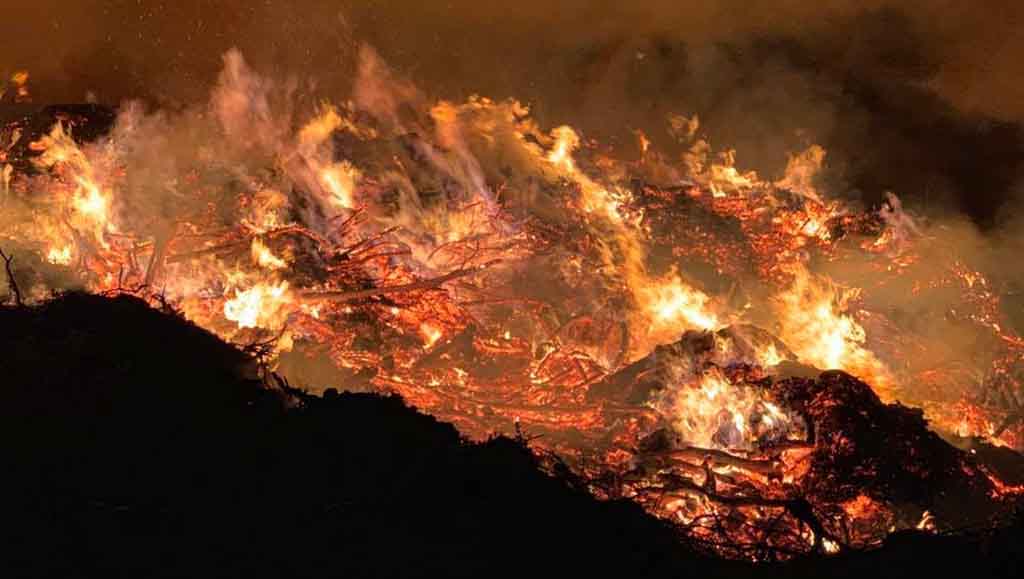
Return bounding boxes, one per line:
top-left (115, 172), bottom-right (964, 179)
top-left (46, 245), bottom-right (73, 265)
top-left (638, 272), bottom-right (718, 333)
top-left (251, 238), bottom-right (287, 270)
top-left (10, 70), bottom-right (30, 101)
top-left (419, 322), bottom-right (443, 348)
top-left (657, 367), bottom-right (803, 450)
top-left (775, 266), bottom-right (891, 391)
top-left (31, 123), bottom-right (116, 248)
top-left (547, 125), bottom-right (579, 174)
top-left (320, 162), bottom-right (360, 209)
top-left (757, 343), bottom-right (784, 367)
top-left (73, 177), bottom-right (110, 223)
top-left (223, 280), bottom-right (293, 330)
top-left (709, 150), bottom-right (758, 197)
top-left (299, 105), bottom-right (342, 148)
top-left (775, 145), bottom-right (826, 203)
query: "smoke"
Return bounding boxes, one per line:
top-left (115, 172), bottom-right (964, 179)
top-left (6, 2), bottom-right (1024, 386)
top-left (6, 1), bottom-right (1023, 229)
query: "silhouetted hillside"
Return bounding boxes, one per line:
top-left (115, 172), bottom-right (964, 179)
top-left (1, 292), bottom-right (1021, 578)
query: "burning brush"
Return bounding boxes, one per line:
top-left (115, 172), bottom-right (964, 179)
top-left (2, 47), bottom-right (1023, 561)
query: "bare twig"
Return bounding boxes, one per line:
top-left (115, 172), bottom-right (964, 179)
top-left (0, 247), bottom-right (22, 306)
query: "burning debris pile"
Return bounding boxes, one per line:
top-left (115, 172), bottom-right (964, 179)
top-left (3, 48), bottom-right (1024, 560)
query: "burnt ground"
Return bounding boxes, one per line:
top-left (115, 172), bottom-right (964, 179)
top-left (1, 292), bottom-right (1022, 578)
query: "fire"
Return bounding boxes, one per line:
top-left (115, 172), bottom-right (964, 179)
top-left (655, 367), bottom-right (804, 450)
top-left (320, 162), bottom-right (360, 209)
top-left (46, 245), bottom-right (73, 266)
top-left (547, 125), bottom-right (579, 173)
top-left (251, 239), bottom-right (287, 270)
top-left (419, 322), bottom-right (443, 348)
top-left (639, 272), bottom-right (718, 334)
top-left (757, 343), bottom-right (784, 367)
top-left (774, 266), bottom-right (891, 392)
top-left (29, 123), bottom-right (117, 249)
top-left (5, 49), bottom-right (1024, 561)
top-left (775, 145), bottom-right (827, 204)
top-left (299, 105), bottom-right (343, 146)
top-left (223, 281), bottom-right (293, 330)
top-left (5, 70), bottom-right (31, 102)
top-left (708, 150), bottom-right (758, 197)
top-left (73, 177), bottom-right (111, 224)
top-left (545, 125), bottom-right (629, 223)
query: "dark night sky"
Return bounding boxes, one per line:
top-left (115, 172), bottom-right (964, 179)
top-left (5, 1), bottom-right (1024, 223)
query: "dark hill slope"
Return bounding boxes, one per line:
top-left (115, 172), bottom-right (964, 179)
top-left (0, 293), bottom-right (717, 578)
top-left (1, 292), bottom-right (1021, 578)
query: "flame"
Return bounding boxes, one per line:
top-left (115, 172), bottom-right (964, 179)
top-left (30, 123), bottom-right (117, 248)
top-left (223, 280), bottom-right (293, 330)
top-left (320, 162), bottom-right (360, 209)
top-left (299, 105), bottom-right (343, 147)
top-left (251, 239), bottom-right (287, 270)
top-left (545, 125), bottom-right (629, 223)
top-left (757, 343), bottom-right (784, 367)
top-left (73, 176), bottom-right (111, 224)
top-left (775, 266), bottom-right (890, 391)
top-left (419, 322), bottom-right (443, 348)
top-left (46, 245), bottom-right (73, 265)
top-left (547, 125), bottom-right (579, 173)
top-left (655, 367), bottom-right (805, 451)
top-left (8, 70), bottom-right (31, 102)
top-left (242, 189), bottom-right (290, 233)
top-left (709, 150), bottom-right (758, 197)
top-left (638, 272), bottom-right (718, 333)
top-left (775, 145), bottom-right (826, 203)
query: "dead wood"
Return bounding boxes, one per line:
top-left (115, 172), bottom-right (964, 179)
top-left (0, 247), bottom-right (22, 306)
top-left (301, 259), bottom-right (501, 303)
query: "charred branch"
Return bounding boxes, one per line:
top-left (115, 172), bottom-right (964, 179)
top-left (301, 260), bottom-right (501, 303)
top-left (0, 248), bottom-right (22, 306)
top-left (644, 446), bottom-right (785, 478)
top-left (659, 472), bottom-right (841, 554)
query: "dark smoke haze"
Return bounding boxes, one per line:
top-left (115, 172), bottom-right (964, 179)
top-left (5, 1), bottom-right (1024, 225)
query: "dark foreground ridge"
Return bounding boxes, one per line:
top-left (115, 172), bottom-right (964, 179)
top-left (2, 293), bottom-right (1022, 578)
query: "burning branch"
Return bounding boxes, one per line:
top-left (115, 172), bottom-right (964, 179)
top-left (301, 260), bottom-right (501, 303)
top-left (659, 473), bottom-right (842, 554)
top-left (644, 446), bottom-right (788, 479)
